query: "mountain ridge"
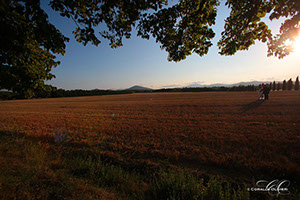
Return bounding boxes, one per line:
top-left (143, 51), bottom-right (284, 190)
top-left (125, 85), bottom-right (153, 91)
top-left (98, 81), bottom-right (278, 91)
top-left (185, 81), bottom-right (272, 88)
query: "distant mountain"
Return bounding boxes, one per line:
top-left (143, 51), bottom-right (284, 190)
top-left (231, 81), bottom-right (269, 86)
top-left (186, 83), bottom-right (230, 88)
top-left (126, 85), bottom-right (153, 91)
top-left (185, 81), bottom-right (270, 88)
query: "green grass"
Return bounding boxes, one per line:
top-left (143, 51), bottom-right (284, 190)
top-left (0, 131), bottom-right (299, 200)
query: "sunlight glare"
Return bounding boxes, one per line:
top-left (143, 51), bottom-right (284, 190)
top-left (293, 35), bottom-right (300, 54)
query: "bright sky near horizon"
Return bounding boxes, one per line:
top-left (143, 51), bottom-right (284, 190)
top-left (43, 1), bottom-right (299, 90)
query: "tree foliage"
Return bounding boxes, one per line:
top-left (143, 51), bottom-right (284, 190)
top-left (49, 0), bottom-right (300, 60)
top-left (282, 80), bottom-right (287, 90)
top-left (272, 81), bottom-right (276, 91)
top-left (287, 78), bottom-right (293, 90)
top-left (218, 0), bottom-right (300, 58)
top-left (0, 0), bottom-right (68, 98)
top-left (1, 0), bottom-right (299, 98)
top-left (295, 76), bottom-right (299, 90)
top-left (49, 0), bottom-right (219, 62)
top-left (276, 82), bottom-right (280, 91)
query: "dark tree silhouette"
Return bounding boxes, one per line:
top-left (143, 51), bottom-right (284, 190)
top-left (282, 80), bottom-right (287, 91)
top-left (1, 0), bottom-right (300, 98)
top-left (287, 78), bottom-right (293, 90)
top-left (276, 82), bottom-right (280, 91)
top-left (0, 0), bottom-right (68, 98)
top-left (272, 81), bottom-right (276, 91)
top-left (295, 76), bottom-right (299, 90)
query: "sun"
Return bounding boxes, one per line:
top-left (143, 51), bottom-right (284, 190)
top-left (292, 35), bottom-right (300, 54)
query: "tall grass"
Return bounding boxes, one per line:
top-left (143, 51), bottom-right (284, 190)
top-left (149, 169), bottom-right (250, 200)
top-left (1, 131), bottom-right (299, 199)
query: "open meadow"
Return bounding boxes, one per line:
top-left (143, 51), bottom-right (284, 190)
top-left (0, 91), bottom-right (299, 199)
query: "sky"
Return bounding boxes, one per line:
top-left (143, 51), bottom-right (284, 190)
top-left (43, 1), bottom-right (299, 90)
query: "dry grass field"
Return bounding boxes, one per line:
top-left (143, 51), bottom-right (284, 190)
top-left (0, 91), bottom-right (299, 199)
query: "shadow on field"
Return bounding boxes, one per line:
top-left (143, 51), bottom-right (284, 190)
top-left (241, 99), bottom-right (264, 113)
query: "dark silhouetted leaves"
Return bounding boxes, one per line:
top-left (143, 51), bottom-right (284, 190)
top-left (1, 0), bottom-right (299, 98)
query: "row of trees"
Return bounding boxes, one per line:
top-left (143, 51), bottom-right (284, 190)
top-left (267, 76), bottom-right (299, 91)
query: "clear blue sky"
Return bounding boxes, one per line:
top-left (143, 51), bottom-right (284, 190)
top-left (43, 1), bottom-right (299, 90)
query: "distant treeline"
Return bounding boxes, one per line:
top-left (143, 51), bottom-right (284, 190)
top-left (0, 89), bottom-right (134, 100)
top-left (51, 89), bottom-right (133, 98)
top-left (154, 85), bottom-right (256, 93)
top-left (1, 77), bottom-right (299, 100)
top-left (0, 85), bottom-right (258, 100)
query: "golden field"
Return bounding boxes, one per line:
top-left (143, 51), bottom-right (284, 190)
top-left (0, 91), bottom-right (299, 199)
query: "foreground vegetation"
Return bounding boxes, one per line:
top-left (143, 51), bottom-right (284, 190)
top-left (0, 91), bottom-right (299, 199)
top-left (0, 131), bottom-right (253, 199)
top-left (2, 131), bottom-right (298, 200)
